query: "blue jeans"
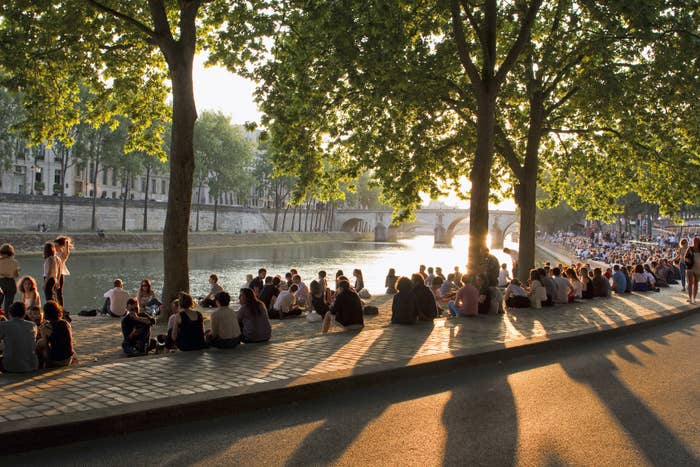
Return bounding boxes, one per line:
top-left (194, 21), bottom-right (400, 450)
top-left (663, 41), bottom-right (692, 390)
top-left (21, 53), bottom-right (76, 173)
top-left (680, 262), bottom-right (686, 290)
top-left (448, 300), bottom-right (460, 317)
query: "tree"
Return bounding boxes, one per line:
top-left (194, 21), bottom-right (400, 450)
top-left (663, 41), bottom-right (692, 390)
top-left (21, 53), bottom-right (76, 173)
top-left (257, 0), bottom-right (543, 271)
top-left (0, 87), bottom-right (25, 170)
top-left (193, 111), bottom-right (256, 231)
top-left (0, 2), bottom-right (274, 314)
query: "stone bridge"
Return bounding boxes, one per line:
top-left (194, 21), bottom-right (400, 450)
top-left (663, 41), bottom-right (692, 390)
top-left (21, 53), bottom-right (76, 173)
top-left (334, 208), bottom-right (518, 248)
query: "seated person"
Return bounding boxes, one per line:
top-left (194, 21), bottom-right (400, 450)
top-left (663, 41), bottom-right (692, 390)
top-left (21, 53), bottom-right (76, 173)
top-left (591, 268), bottom-right (611, 297)
top-left (249, 268), bottom-right (266, 296)
top-left (448, 275), bottom-right (479, 317)
top-left (552, 267), bottom-right (573, 304)
top-left (527, 269), bottom-right (548, 309)
top-left (157, 298), bottom-right (180, 350)
top-left (172, 292), bottom-right (208, 351)
top-left (391, 277), bottom-right (418, 324)
top-left (498, 263), bottom-right (511, 287)
top-left (611, 265), bottom-right (627, 294)
top-left (205, 291), bottom-right (241, 348)
top-left (309, 280), bottom-right (330, 318)
top-left (136, 279), bottom-right (162, 313)
top-left (270, 284), bottom-right (303, 319)
top-left (0, 302), bottom-right (39, 373)
top-left (26, 305), bottom-right (43, 327)
top-left (439, 274), bottom-right (457, 300)
top-left (292, 274), bottom-right (309, 306)
top-left (539, 268), bottom-right (556, 307)
top-left (259, 276), bottom-right (280, 312)
top-left (504, 279), bottom-right (530, 308)
top-left (121, 298), bottom-right (156, 356)
top-left (37, 301), bottom-right (76, 368)
top-left (411, 273), bottom-right (438, 321)
top-left (200, 274), bottom-right (224, 308)
top-left (385, 268), bottom-right (398, 294)
top-left (631, 264), bottom-right (649, 292)
top-left (237, 288), bottom-right (272, 343)
top-left (322, 278), bottom-right (364, 333)
top-left (102, 278), bottom-right (131, 317)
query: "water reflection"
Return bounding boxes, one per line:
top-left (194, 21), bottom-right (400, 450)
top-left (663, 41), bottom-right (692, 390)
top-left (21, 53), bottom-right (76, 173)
top-left (15, 235), bottom-right (518, 311)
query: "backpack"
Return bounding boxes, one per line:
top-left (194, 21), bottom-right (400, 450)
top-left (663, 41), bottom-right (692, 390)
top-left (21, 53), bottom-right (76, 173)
top-left (685, 249), bottom-right (695, 269)
top-left (363, 305), bottom-right (379, 315)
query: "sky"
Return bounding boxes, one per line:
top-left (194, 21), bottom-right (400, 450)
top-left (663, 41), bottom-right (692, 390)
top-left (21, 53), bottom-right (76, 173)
top-left (193, 55), bottom-right (516, 211)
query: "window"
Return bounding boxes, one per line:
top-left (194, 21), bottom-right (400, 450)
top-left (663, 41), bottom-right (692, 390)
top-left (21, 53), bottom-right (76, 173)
top-left (112, 191), bottom-right (117, 199)
top-left (161, 180), bottom-right (166, 194)
top-left (88, 162), bottom-right (94, 177)
top-left (152, 181), bottom-right (157, 194)
top-left (14, 165), bottom-right (26, 175)
top-left (140, 177), bottom-right (146, 192)
top-left (112, 170), bottom-right (117, 186)
top-left (54, 170), bottom-right (62, 185)
top-left (102, 170), bottom-right (108, 185)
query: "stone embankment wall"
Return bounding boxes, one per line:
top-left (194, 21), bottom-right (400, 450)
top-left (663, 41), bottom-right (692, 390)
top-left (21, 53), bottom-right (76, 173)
top-left (1, 231), bottom-right (366, 255)
top-left (0, 194), bottom-right (269, 233)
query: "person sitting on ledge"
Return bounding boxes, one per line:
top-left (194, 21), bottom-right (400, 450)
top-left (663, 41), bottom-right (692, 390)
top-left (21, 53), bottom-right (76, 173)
top-left (631, 264), bottom-right (650, 292)
top-left (270, 283), bottom-right (303, 319)
top-left (385, 268), bottom-right (398, 294)
top-left (0, 302), bottom-right (39, 373)
top-left (205, 291), bottom-right (241, 349)
top-left (411, 273), bottom-right (438, 321)
top-left (200, 274), bottom-right (224, 308)
top-left (322, 278), bottom-right (364, 333)
top-left (611, 265), bottom-right (628, 294)
top-left (121, 298), bottom-right (155, 356)
top-left (102, 278), bottom-right (131, 318)
top-left (37, 301), bottom-right (76, 368)
top-left (448, 275), bottom-right (479, 317)
top-left (237, 288), bottom-right (272, 343)
top-left (504, 279), bottom-right (530, 309)
top-left (391, 276), bottom-right (418, 324)
top-left (172, 292), bottom-right (208, 351)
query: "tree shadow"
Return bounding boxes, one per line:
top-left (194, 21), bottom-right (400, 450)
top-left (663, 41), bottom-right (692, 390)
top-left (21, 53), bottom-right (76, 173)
top-left (562, 355), bottom-right (699, 466)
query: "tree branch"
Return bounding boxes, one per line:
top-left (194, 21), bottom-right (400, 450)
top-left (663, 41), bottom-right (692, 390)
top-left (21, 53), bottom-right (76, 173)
top-left (449, 0), bottom-right (482, 85)
top-left (495, 0), bottom-right (544, 85)
top-left (494, 124), bottom-right (523, 178)
top-left (544, 85), bottom-right (579, 117)
top-left (459, 0), bottom-right (486, 58)
top-left (85, 0), bottom-right (156, 39)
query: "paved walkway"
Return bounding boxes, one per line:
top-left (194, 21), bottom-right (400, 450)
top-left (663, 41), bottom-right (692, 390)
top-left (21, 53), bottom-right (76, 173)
top-left (1, 280), bottom-right (696, 443)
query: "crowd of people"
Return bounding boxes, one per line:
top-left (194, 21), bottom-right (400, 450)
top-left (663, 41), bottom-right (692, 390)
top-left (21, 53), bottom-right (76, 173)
top-left (2, 233), bottom-right (698, 374)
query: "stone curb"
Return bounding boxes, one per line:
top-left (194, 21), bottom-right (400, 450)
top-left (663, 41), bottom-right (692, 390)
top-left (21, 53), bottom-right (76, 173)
top-left (3, 304), bottom-right (698, 454)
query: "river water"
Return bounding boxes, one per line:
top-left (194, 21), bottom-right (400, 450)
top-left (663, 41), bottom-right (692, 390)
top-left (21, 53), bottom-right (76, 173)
top-left (13, 235), bottom-right (520, 312)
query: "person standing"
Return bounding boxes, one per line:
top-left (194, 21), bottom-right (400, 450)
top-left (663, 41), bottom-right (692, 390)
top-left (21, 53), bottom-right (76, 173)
top-left (678, 238), bottom-right (690, 292)
top-left (42, 242), bottom-right (63, 304)
top-left (53, 236), bottom-right (72, 307)
top-left (0, 243), bottom-right (20, 313)
top-left (685, 237), bottom-right (700, 304)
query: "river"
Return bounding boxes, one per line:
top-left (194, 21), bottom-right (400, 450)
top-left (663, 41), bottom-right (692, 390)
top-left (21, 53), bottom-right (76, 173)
top-left (11, 235), bottom-right (522, 312)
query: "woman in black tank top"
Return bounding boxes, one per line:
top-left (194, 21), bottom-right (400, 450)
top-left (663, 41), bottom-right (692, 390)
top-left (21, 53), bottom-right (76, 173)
top-left (172, 292), bottom-right (207, 351)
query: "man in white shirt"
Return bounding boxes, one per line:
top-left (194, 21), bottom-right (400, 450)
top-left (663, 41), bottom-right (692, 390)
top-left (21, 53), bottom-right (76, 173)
top-left (271, 284), bottom-right (302, 319)
top-left (292, 275), bottom-right (309, 306)
top-left (552, 267), bottom-right (573, 304)
top-left (205, 292), bottom-right (241, 348)
top-left (102, 279), bottom-right (131, 317)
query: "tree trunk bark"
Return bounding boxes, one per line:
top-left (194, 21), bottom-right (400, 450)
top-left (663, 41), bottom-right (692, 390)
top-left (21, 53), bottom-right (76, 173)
top-left (297, 203), bottom-right (303, 231)
top-left (468, 89), bottom-right (498, 273)
top-left (90, 152), bottom-right (101, 231)
top-left (143, 165), bottom-right (150, 231)
top-left (213, 196), bottom-right (218, 231)
top-left (58, 146), bottom-right (68, 231)
top-left (304, 200), bottom-right (311, 232)
top-left (272, 183), bottom-right (280, 231)
top-left (121, 171), bottom-right (129, 231)
top-left (516, 95), bottom-right (544, 282)
top-left (195, 183), bottom-right (202, 232)
top-left (290, 206), bottom-right (297, 232)
top-left (161, 59), bottom-right (197, 319)
top-left (281, 204), bottom-right (289, 232)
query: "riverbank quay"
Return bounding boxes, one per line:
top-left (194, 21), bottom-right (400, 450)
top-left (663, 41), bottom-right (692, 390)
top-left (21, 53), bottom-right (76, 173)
top-left (1, 285), bottom-right (696, 454)
top-left (0, 231), bottom-right (369, 256)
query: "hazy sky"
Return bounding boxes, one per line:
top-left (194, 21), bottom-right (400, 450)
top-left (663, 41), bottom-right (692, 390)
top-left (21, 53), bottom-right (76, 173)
top-left (193, 55), bottom-right (261, 125)
top-left (192, 55), bottom-right (515, 211)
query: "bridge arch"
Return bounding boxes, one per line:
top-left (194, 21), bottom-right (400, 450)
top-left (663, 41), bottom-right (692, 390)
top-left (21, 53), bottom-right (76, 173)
top-left (340, 218), bottom-right (367, 232)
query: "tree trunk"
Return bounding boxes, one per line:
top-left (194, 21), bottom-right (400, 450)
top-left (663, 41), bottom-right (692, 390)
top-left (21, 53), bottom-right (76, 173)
top-left (298, 203), bottom-right (303, 231)
top-left (195, 183), bottom-right (202, 232)
top-left (304, 200), bottom-right (311, 232)
top-left (468, 89), bottom-right (498, 273)
top-left (90, 154), bottom-right (101, 231)
top-left (516, 95), bottom-right (545, 282)
top-left (121, 171), bottom-right (129, 231)
top-left (281, 204), bottom-right (289, 232)
top-left (161, 58), bottom-right (197, 319)
top-left (58, 147), bottom-right (68, 231)
top-left (143, 165), bottom-right (150, 231)
top-left (290, 206), bottom-right (297, 232)
top-left (272, 182), bottom-right (280, 231)
top-left (213, 196), bottom-right (218, 231)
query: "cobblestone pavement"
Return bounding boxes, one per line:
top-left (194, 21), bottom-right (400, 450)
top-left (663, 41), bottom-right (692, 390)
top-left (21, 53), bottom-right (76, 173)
top-left (0, 285), bottom-right (695, 430)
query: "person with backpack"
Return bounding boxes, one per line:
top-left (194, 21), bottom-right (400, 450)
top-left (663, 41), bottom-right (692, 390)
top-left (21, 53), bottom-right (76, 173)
top-left (685, 237), bottom-right (700, 304)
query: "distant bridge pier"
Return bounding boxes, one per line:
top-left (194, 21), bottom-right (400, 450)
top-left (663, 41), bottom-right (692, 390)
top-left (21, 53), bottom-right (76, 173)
top-left (434, 224), bottom-right (450, 245)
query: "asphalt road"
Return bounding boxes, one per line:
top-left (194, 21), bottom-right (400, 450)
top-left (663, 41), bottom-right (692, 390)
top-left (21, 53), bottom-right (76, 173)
top-left (4, 313), bottom-right (699, 466)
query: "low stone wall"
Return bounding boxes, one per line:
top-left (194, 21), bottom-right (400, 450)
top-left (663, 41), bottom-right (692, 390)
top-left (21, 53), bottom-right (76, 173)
top-left (0, 230), bottom-right (368, 255)
top-left (0, 194), bottom-right (270, 233)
